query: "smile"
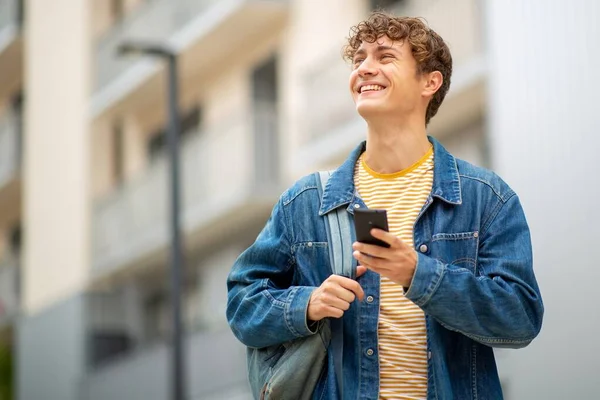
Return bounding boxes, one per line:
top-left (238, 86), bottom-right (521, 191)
top-left (359, 84), bottom-right (386, 94)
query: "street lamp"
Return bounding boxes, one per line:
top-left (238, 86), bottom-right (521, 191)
top-left (117, 42), bottom-right (186, 400)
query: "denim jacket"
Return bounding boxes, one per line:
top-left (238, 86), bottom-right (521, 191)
top-left (227, 137), bottom-right (544, 399)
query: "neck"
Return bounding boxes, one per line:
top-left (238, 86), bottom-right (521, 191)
top-left (363, 116), bottom-right (431, 174)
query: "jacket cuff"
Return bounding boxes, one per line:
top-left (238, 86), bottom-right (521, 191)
top-left (285, 286), bottom-right (317, 338)
top-left (404, 253), bottom-right (445, 307)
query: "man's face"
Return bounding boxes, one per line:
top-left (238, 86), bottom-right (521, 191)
top-left (349, 35), bottom-right (425, 120)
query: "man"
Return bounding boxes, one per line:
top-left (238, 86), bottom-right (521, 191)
top-left (227, 12), bottom-right (543, 399)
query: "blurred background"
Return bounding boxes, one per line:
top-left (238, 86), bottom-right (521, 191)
top-left (0, 0), bottom-right (598, 399)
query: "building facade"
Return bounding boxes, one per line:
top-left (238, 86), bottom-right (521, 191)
top-left (0, 0), bottom-right (596, 399)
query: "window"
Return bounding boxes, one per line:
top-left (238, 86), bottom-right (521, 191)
top-left (10, 92), bottom-right (23, 166)
top-left (147, 128), bottom-right (166, 160)
top-left (143, 291), bottom-right (168, 342)
top-left (110, 0), bottom-right (125, 22)
top-left (181, 106), bottom-right (201, 137)
top-left (87, 292), bottom-right (134, 368)
top-left (16, 0), bottom-right (25, 26)
top-left (112, 120), bottom-right (124, 186)
top-left (251, 57), bottom-right (279, 185)
top-left (147, 106), bottom-right (202, 161)
top-left (9, 224), bottom-right (21, 302)
top-left (252, 56), bottom-right (278, 103)
top-left (9, 225), bottom-right (21, 257)
top-left (88, 330), bottom-right (132, 368)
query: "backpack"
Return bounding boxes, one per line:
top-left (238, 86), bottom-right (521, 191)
top-left (246, 171), bottom-right (354, 399)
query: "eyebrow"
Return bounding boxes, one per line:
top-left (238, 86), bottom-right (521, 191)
top-left (353, 45), bottom-right (401, 59)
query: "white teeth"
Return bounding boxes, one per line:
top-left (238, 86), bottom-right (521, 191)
top-left (360, 84), bottom-right (384, 93)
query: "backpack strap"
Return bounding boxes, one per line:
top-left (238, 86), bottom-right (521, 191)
top-left (316, 171), bottom-right (355, 279)
top-left (315, 170), bottom-right (354, 398)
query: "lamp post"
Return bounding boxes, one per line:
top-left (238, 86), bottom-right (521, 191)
top-left (117, 42), bottom-right (185, 400)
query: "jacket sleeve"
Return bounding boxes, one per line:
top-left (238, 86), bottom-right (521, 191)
top-left (405, 194), bottom-right (544, 348)
top-left (226, 197), bottom-right (317, 349)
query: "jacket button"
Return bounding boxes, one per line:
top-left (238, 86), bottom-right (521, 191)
top-left (366, 348), bottom-right (374, 356)
top-left (307, 242), bottom-right (313, 247)
top-left (428, 351), bottom-right (432, 360)
top-left (366, 295), bottom-right (374, 303)
top-left (354, 204), bottom-right (361, 209)
top-left (419, 244), bottom-right (428, 253)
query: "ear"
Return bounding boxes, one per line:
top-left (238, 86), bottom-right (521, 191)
top-left (422, 70), bottom-right (443, 98)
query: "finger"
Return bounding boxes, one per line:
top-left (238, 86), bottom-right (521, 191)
top-left (353, 251), bottom-right (383, 273)
top-left (335, 276), bottom-right (365, 301)
top-left (370, 228), bottom-right (402, 247)
top-left (356, 265), bottom-right (367, 278)
top-left (324, 294), bottom-right (352, 311)
top-left (324, 275), bottom-right (358, 301)
top-left (326, 284), bottom-right (356, 304)
top-left (352, 241), bottom-right (387, 258)
top-left (353, 250), bottom-right (380, 266)
top-left (325, 306), bottom-right (345, 319)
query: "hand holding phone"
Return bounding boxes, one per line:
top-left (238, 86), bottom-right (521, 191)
top-left (353, 208), bottom-right (390, 248)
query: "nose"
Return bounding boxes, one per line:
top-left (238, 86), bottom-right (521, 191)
top-left (357, 57), bottom-right (378, 77)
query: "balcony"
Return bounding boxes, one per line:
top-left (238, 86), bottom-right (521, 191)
top-left (0, 255), bottom-right (19, 329)
top-left (92, 0), bottom-right (289, 117)
top-left (81, 327), bottom-right (249, 400)
top-left (294, 0), bottom-right (486, 170)
top-left (0, 107), bottom-right (20, 191)
top-left (92, 103), bottom-right (280, 276)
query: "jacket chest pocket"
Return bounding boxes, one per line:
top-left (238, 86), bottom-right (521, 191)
top-left (429, 231), bottom-right (480, 274)
top-left (292, 242), bottom-right (330, 284)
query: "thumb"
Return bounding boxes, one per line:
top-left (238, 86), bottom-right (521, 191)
top-left (355, 265), bottom-right (368, 278)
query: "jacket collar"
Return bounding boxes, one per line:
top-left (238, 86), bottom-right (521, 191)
top-left (318, 135), bottom-right (462, 216)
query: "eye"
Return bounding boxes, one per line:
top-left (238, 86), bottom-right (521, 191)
top-left (381, 54), bottom-right (395, 60)
top-left (352, 59), bottom-right (364, 69)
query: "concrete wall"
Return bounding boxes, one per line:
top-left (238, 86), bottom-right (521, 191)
top-left (23, 0), bottom-right (91, 313)
top-left (484, 0), bottom-right (600, 398)
top-left (17, 295), bottom-right (86, 400)
top-left (18, 1), bottom-right (91, 398)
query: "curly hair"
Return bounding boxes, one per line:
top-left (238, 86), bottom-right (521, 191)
top-left (343, 12), bottom-right (452, 125)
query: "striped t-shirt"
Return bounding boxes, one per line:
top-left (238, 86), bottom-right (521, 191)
top-left (354, 146), bottom-right (434, 399)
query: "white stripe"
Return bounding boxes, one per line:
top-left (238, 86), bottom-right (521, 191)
top-left (355, 152), bottom-right (434, 397)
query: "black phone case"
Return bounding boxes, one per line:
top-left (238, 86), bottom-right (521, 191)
top-left (353, 209), bottom-right (390, 248)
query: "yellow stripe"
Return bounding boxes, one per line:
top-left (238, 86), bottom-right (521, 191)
top-left (361, 146), bottom-right (434, 179)
top-left (355, 148), bottom-right (434, 399)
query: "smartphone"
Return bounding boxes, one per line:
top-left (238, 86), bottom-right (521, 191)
top-left (353, 208), bottom-right (390, 248)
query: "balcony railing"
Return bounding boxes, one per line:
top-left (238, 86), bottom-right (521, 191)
top-left (0, 107), bottom-right (20, 189)
top-left (81, 327), bottom-right (248, 400)
top-left (0, 255), bottom-right (19, 327)
top-left (92, 103), bottom-right (280, 274)
top-left (95, 0), bottom-right (227, 92)
top-left (303, 53), bottom-right (355, 144)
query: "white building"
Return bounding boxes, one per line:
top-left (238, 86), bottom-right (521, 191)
top-left (0, 0), bottom-right (595, 398)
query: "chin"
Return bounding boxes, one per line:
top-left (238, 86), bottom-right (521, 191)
top-left (356, 100), bottom-right (387, 119)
